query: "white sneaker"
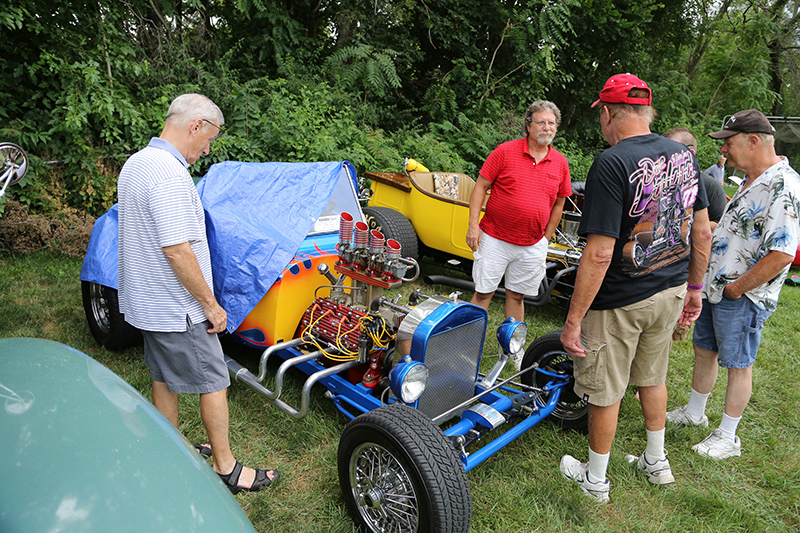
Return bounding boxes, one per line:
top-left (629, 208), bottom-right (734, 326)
top-left (692, 429), bottom-right (741, 459)
top-left (559, 455), bottom-right (610, 503)
top-left (625, 452), bottom-right (675, 485)
top-left (666, 405), bottom-right (709, 427)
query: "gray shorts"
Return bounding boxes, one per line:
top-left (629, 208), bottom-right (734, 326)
top-left (142, 317), bottom-right (231, 394)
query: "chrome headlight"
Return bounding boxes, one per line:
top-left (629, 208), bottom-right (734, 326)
top-left (388, 357), bottom-right (428, 404)
top-left (496, 317), bottom-right (528, 355)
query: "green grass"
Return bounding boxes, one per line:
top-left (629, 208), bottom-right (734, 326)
top-left (723, 183), bottom-right (739, 199)
top-left (2, 250), bottom-right (800, 532)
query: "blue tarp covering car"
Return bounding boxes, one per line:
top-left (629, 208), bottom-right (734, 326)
top-left (80, 161), bottom-right (355, 332)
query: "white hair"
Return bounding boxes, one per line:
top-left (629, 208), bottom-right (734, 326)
top-left (165, 93), bottom-right (224, 129)
top-left (754, 133), bottom-right (775, 147)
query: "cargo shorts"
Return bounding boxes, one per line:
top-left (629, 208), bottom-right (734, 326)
top-left (572, 284), bottom-right (686, 407)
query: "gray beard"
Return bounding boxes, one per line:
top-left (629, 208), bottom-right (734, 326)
top-left (537, 133), bottom-right (554, 146)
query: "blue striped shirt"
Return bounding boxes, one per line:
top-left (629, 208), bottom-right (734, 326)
top-left (118, 138), bottom-right (213, 331)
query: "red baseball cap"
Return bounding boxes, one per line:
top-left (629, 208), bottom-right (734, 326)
top-left (591, 73), bottom-right (652, 107)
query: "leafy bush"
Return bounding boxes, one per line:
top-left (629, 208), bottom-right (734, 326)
top-left (429, 111), bottom-right (518, 176)
top-left (554, 139), bottom-right (597, 182)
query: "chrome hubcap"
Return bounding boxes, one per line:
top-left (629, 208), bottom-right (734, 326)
top-left (349, 442), bottom-right (418, 533)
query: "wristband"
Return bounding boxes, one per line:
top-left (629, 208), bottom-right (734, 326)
top-left (687, 283), bottom-right (703, 291)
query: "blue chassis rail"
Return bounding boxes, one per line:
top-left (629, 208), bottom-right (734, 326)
top-left (226, 342), bottom-right (569, 472)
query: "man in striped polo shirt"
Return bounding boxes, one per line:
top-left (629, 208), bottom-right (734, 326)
top-left (466, 101), bottom-right (572, 330)
top-left (118, 93), bottom-right (278, 494)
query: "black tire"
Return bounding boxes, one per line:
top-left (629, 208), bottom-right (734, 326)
top-left (520, 330), bottom-right (588, 432)
top-left (338, 403), bottom-right (471, 533)
top-left (81, 281), bottom-right (143, 350)
top-left (362, 206), bottom-right (419, 260)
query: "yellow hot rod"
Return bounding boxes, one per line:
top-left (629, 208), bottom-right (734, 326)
top-left (361, 160), bottom-right (586, 308)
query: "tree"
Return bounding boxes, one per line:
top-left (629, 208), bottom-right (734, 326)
top-left (2, 0), bottom-right (796, 217)
top-left (545, 0), bottom-right (694, 147)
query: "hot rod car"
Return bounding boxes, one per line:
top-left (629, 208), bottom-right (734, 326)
top-left (80, 160), bottom-right (587, 532)
top-left (361, 161), bottom-right (586, 308)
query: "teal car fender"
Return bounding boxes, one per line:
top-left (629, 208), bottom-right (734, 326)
top-left (0, 338), bottom-right (255, 533)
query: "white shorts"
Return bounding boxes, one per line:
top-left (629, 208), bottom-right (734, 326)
top-left (472, 232), bottom-right (548, 296)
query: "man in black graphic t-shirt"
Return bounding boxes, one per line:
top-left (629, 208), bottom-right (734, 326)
top-left (558, 74), bottom-right (712, 503)
top-left (579, 134), bottom-right (707, 308)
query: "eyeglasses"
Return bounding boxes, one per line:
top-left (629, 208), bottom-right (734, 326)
top-left (202, 119), bottom-right (226, 138)
top-left (534, 120), bottom-right (557, 127)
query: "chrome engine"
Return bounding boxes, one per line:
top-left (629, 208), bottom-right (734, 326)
top-left (296, 212), bottom-right (487, 419)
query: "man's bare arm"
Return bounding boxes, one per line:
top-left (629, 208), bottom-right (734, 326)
top-left (679, 207), bottom-right (712, 326)
top-left (162, 242), bottom-right (227, 333)
top-left (723, 249), bottom-right (794, 300)
top-left (561, 233), bottom-right (615, 357)
top-left (544, 197), bottom-right (566, 242)
top-left (466, 176), bottom-right (492, 252)
top-left (687, 208), bottom-right (712, 286)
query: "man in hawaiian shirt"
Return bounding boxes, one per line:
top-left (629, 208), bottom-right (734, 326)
top-left (667, 109), bottom-right (800, 459)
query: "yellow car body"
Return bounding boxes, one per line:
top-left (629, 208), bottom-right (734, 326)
top-left (365, 170), bottom-right (484, 261)
top-left (364, 169), bottom-right (586, 308)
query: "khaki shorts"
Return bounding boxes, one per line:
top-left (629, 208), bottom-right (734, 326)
top-left (572, 284), bottom-right (686, 407)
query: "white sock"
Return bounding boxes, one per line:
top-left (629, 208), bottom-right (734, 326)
top-left (718, 412), bottom-right (741, 439)
top-left (587, 448), bottom-right (609, 483)
top-left (685, 388), bottom-right (710, 422)
top-left (645, 428), bottom-right (666, 461)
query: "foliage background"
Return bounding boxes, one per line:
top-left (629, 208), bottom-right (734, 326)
top-left (2, 3), bottom-right (800, 528)
top-left (2, 0), bottom-right (800, 218)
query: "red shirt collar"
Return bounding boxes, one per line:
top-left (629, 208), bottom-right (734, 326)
top-left (521, 137), bottom-right (552, 163)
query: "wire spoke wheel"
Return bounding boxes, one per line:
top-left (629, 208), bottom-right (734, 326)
top-left (88, 281), bottom-right (112, 333)
top-left (0, 142), bottom-right (27, 187)
top-left (349, 442), bottom-right (419, 532)
top-left (81, 281), bottom-right (143, 351)
top-left (338, 404), bottom-right (471, 533)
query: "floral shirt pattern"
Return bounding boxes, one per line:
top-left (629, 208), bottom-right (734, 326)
top-left (704, 159), bottom-right (800, 311)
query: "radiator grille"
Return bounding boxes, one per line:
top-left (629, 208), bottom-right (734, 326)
top-left (416, 317), bottom-right (485, 420)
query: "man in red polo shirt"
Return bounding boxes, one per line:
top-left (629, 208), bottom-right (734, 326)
top-left (466, 100), bottom-right (572, 326)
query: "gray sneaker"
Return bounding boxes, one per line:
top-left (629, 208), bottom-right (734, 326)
top-left (692, 429), bottom-right (742, 459)
top-left (560, 455), bottom-right (610, 503)
top-left (666, 405), bottom-right (709, 427)
top-left (625, 452), bottom-right (675, 485)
